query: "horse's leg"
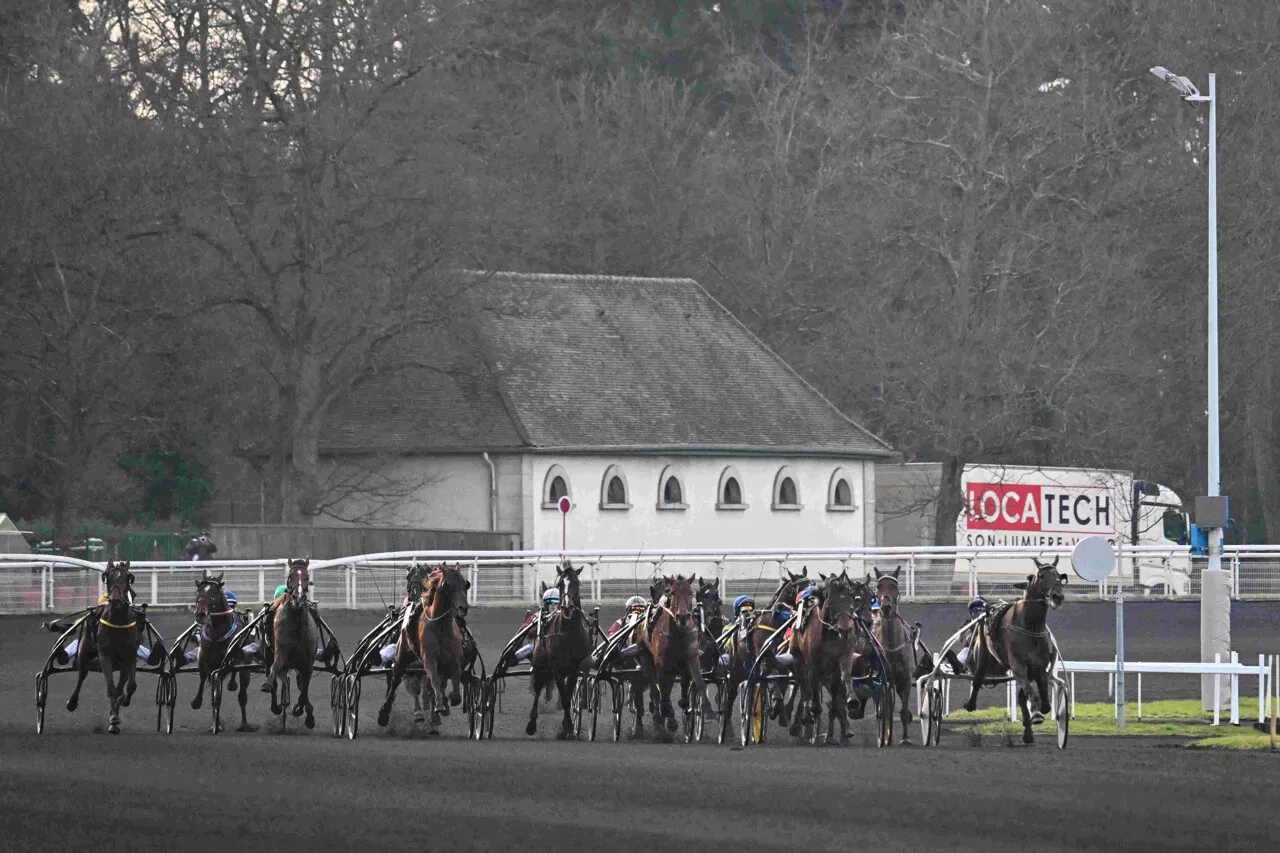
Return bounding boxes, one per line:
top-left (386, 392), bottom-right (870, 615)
top-left (236, 669), bottom-right (256, 732)
top-left (422, 646), bottom-right (447, 733)
top-left (1036, 666), bottom-right (1052, 715)
top-left (121, 645), bottom-right (137, 707)
top-left (295, 662), bottom-right (315, 729)
top-left (962, 642), bottom-right (987, 713)
top-left (66, 631), bottom-right (91, 713)
top-left (556, 671), bottom-right (576, 739)
top-left (1017, 684), bottom-right (1035, 744)
top-left (526, 666), bottom-right (544, 736)
top-left (190, 650), bottom-right (208, 710)
top-left (265, 643), bottom-right (288, 716)
top-left (100, 651), bottom-right (121, 734)
top-left (377, 641), bottom-right (409, 728)
top-left (898, 676), bottom-right (914, 745)
top-left (629, 677), bottom-right (646, 739)
top-left (407, 673), bottom-right (425, 725)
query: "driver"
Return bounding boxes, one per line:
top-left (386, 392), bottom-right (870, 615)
top-left (511, 587), bottom-right (561, 663)
top-left (948, 596), bottom-right (988, 672)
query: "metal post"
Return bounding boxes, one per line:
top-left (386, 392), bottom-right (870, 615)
top-left (258, 568), bottom-right (265, 605)
top-left (41, 565), bottom-right (49, 611)
top-left (1271, 656), bottom-right (1277, 748)
top-left (1117, 542), bottom-right (1126, 731)
top-left (1231, 650), bottom-right (1240, 725)
top-left (1213, 652), bottom-right (1221, 726)
top-left (151, 570), bottom-right (159, 606)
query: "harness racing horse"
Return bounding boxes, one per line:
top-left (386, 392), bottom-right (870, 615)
top-left (962, 558), bottom-right (1067, 744)
top-left (635, 575), bottom-right (707, 741)
top-left (787, 574), bottom-right (864, 745)
top-left (526, 562), bottom-right (591, 739)
top-left (66, 561), bottom-right (142, 734)
top-left (378, 563), bottom-right (471, 734)
top-left (872, 566), bottom-right (933, 745)
top-left (266, 558), bottom-right (320, 730)
top-left (190, 570), bottom-right (255, 732)
top-left (682, 577), bottom-right (724, 716)
top-left (397, 562), bottom-right (434, 726)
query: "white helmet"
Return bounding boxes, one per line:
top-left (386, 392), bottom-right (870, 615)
top-left (543, 587), bottom-right (561, 605)
top-left (625, 595), bottom-right (646, 612)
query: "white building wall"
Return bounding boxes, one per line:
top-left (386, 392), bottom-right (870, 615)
top-left (317, 455), bottom-right (496, 531)
top-left (524, 454), bottom-right (873, 585)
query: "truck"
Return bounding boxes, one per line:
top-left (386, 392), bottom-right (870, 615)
top-left (875, 463), bottom-right (1202, 596)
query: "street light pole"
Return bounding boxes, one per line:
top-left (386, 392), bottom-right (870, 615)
top-left (1149, 66), bottom-right (1229, 711)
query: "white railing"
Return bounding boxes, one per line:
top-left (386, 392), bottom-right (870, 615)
top-left (4, 543), bottom-right (1280, 614)
top-left (926, 654), bottom-right (1273, 728)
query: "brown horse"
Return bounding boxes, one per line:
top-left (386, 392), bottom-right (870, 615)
top-left (634, 574), bottom-right (705, 741)
top-left (872, 566), bottom-right (934, 745)
top-left (66, 561), bottom-right (142, 734)
top-left (266, 558), bottom-right (319, 729)
top-left (962, 558), bottom-right (1066, 744)
top-left (189, 570), bottom-right (255, 733)
top-left (787, 574), bottom-right (864, 745)
top-left (526, 561), bottom-right (590, 739)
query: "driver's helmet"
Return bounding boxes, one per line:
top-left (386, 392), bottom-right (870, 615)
top-left (796, 585), bottom-right (816, 606)
top-left (968, 596), bottom-right (987, 616)
top-left (542, 587), bottom-right (561, 608)
top-left (273, 583), bottom-right (289, 599)
top-left (733, 594), bottom-right (755, 616)
top-left (870, 596), bottom-right (881, 613)
top-left (225, 590), bottom-right (238, 609)
top-left (625, 595), bottom-right (647, 614)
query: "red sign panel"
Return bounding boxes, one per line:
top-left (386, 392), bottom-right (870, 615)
top-left (965, 482), bottom-right (1115, 534)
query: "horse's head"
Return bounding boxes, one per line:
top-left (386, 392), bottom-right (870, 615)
top-left (649, 576), bottom-right (672, 606)
top-left (194, 569), bottom-right (227, 624)
top-left (285, 558), bottom-right (310, 609)
top-left (820, 575), bottom-right (861, 635)
top-left (556, 561), bottom-right (584, 616)
top-left (774, 568), bottom-right (812, 609)
top-left (102, 560), bottom-right (134, 609)
top-left (665, 575), bottom-right (696, 627)
top-left (405, 561), bottom-right (431, 600)
top-left (874, 566), bottom-right (902, 617)
top-left (435, 563), bottom-right (471, 617)
top-left (1020, 557), bottom-right (1067, 610)
top-left (697, 576), bottom-right (722, 623)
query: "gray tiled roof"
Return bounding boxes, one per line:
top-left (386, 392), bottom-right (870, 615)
top-left (319, 272), bottom-right (893, 458)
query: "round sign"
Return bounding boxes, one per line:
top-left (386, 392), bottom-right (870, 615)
top-left (1071, 535), bottom-right (1116, 582)
top-left (558, 496), bottom-right (572, 514)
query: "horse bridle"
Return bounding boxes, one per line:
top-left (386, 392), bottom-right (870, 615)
top-left (286, 564), bottom-right (309, 607)
top-left (100, 567), bottom-right (137, 629)
top-left (195, 580), bottom-right (233, 624)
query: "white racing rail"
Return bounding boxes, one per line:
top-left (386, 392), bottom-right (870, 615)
top-left (4, 542), bottom-right (1279, 614)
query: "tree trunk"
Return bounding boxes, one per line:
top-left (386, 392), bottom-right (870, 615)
top-left (1245, 393), bottom-right (1280, 541)
top-left (933, 456), bottom-right (964, 547)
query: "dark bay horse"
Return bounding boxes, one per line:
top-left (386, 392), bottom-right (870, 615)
top-left (66, 561), bottom-right (141, 734)
top-left (872, 566), bottom-right (932, 745)
top-left (267, 558), bottom-right (319, 729)
top-left (680, 576), bottom-right (724, 716)
top-left (527, 562), bottom-right (591, 739)
top-left (962, 558), bottom-right (1067, 744)
top-left (787, 574), bottom-right (864, 745)
top-left (190, 570), bottom-right (254, 732)
top-left (635, 575), bottom-right (706, 741)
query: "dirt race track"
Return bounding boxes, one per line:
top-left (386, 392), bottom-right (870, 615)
top-left (2, 601), bottom-right (1277, 853)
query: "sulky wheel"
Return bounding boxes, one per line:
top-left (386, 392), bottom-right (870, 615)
top-left (156, 673), bottom-right (176, 735)
top-left (588, 676), bottom-right (601, 742)
top-left (926, 682), bottom-right (943, 747)
top-left (1055, 679), bottom-right (1070, 750)
top-left (876, 685), bottom-right (895, 748)
top-left (330, 675), bottom-right (345, 738)
top-left (612, 681), bottom-right (625, 743)
top-left (35, 672), bottom-right (48, 734)
top-left (345, 675), bottom-right (361, 741)
top-left (689, 686), bottom-right (705, 744)
top-left (466, 677), bottom-right (482, 741)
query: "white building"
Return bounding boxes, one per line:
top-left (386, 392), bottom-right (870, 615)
top-left (317, 272), bottom-right (895, 579)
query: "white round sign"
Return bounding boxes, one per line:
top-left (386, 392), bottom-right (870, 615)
top-left (1071, 535), bottom-right (1116, 582)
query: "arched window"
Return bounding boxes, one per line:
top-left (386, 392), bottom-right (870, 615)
top-left (542, 465), bottom-right (571, 509)
top-left (657, 465), bottom-right (687, 510)
top-left (827, 468), bottom-right (858, 512)
top-left (772, 467), bottom-right (801, 511)
top-left (717, 466), bottom-right (747, 511)
top-left (600, 465), bottom-right (631, 509)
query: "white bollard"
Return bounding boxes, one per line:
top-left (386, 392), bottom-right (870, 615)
top-left (1230, 651), bottom-right (1240, 725)
top-left (1213, 653), bottom-right (1221, 726)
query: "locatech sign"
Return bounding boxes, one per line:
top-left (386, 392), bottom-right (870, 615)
top-left (965, 482), bottom-right (1115, 535)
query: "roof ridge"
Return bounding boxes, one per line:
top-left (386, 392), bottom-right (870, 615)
top-left (689, 281), bottom-right (897, 456)
top-left (452, 269), bottom-right (698, 287)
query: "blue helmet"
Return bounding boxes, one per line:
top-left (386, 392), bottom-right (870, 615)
top-left (968, 596), bottom-right (987, 613)
top-left (225, 590), bottom-right (237, 608)
top-left (797, 586), bottom-right (816, 603)
top-left (870, 596), bottom-right (881, 611)
top-left (733, 594), bottom-right (755, 614)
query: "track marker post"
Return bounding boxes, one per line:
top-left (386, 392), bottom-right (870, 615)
top-left (1072, 536), bottom-right (1120, 729)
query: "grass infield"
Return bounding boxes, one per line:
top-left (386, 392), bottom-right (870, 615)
top-left (938, 698), bottom-right (1279, 750)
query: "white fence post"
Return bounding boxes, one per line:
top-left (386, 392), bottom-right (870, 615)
top-left (41, 565), bottom-right (49, 611)
top-left (469, 559), bottom-right (479, 606)
top-left (1213, 653), bottom-right (1222, 726)
top-left (258, 568), bottom-right (265, 605)
top-left (151, 570), bottom-right (159, 606)
top-left (1230, 650), bottom-right (1240, 725)
top-left (1231, 553), bottom-right (1240, 599)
